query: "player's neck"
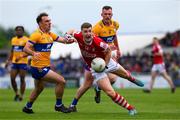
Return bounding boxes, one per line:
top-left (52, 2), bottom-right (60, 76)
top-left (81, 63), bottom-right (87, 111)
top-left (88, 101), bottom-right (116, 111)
top-left (102, 20), bottom-right (112, 26)
top-left (17, 36), bottom-right (23, 38)
top-left (39, 27), bottom-right (49, 33)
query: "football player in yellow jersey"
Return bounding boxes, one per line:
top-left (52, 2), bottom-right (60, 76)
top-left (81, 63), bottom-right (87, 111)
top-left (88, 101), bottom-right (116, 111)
top-left (22, 13), bottom-right (74, 114)
top-left (5, 26), bottom-right (29, 101)
top-left (92, 6), bottom-right (121, 103)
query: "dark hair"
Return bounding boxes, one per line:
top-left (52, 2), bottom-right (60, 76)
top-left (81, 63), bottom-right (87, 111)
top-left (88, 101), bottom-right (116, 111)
top-left (153, 37), bottom-right (158, 40)
top-left (102, 6), bottom-right (112, 10)
top-left (36, 12), bottom-right (48, 24)
top-left (15, 26), bottom-right (24, 31)
top-left (81, 22), bottom-right (92, 30)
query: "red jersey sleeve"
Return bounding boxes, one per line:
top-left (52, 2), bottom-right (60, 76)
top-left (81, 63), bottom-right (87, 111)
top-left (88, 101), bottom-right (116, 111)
top-left (73, 32), bottom-right (81, 40)
top-left (94, 36), bottom-right (109, 51)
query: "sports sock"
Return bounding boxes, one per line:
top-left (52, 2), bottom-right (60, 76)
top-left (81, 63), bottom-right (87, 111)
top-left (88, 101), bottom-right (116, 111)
top-left (112, 92), bottom-right (134, 110)
top-left (126, 70), bottom-right (135, 81)
top-left (70, 98), bottom-right (78, 107)
top-left (56, 98), bottom-right (62, 106)
top-left (26, 101), bottom-right (33, 108)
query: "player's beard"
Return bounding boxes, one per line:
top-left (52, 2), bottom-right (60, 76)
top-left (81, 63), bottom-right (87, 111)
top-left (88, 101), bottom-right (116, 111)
top-left (84, 38), bottom-right (93, 45)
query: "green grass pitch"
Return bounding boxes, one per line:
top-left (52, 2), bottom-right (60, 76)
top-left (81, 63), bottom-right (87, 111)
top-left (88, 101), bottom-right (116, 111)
top-left (0, 88), bottom-right (180, 120)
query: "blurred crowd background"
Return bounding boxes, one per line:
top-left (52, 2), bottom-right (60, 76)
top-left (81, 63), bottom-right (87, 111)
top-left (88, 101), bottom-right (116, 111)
top-left (0, 28), bottom-right (180, 86)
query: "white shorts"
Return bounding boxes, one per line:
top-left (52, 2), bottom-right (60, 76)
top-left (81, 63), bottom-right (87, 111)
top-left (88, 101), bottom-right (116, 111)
top-left (91, 58), bottom-right (120, 83)
top-left (151, 63), bottom-right (166, 73)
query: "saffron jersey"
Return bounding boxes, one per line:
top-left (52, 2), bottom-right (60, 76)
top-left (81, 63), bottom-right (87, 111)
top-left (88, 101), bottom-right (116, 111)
top-left (73, 32), bottom-right (109, 67)
top-left (152, 44), bottom-right (164, 64)
top-left (28, 29), bottom-right (59, 68)
top-left (11, 36), bottom-right (28, 64)
top-left (92, 20), bottom-right (119, 45)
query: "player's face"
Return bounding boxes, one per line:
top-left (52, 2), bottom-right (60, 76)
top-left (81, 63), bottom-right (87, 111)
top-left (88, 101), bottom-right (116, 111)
top-left (101, 9), bottom-right (113, 23)
top-left (39, 16), bottom-right (51, 32)
top-left (15, 28), bottom-right (24, 37)
top-left (153, 39), bottom-right (159, 45)
top-left (82, 27), bottom-right (93, 44)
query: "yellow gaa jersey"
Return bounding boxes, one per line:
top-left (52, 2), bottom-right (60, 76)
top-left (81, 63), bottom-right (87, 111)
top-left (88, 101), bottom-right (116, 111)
top-left (28, 29), bottom-right (59, 68)
top-left (11, 36), bottom-right (29, 64)
top-left (92, 20), bottom-right (119, 44)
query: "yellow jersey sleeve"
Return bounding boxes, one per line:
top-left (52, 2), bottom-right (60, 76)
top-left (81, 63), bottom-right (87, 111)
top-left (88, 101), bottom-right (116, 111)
top-left (29, 32), bottom-right (41, 44)
top-left (50, 32), bottom-right (59, 41)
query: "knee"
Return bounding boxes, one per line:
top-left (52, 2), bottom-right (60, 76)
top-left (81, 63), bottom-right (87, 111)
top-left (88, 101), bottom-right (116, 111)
top-left (58, 76), bottom-right (66, 85)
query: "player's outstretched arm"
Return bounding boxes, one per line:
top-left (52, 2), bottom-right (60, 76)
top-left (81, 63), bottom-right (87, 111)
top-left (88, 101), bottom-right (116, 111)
top-left (56, 35), bottom-right (75, 44)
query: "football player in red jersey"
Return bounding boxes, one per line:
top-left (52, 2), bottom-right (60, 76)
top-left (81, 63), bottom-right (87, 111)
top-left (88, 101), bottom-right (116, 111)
top-left (92, 6), bottom-right (121, 103)
top-left (143, 37), bottom-right (175, 93)
top-left (67, 22), bottom-right (144, 115)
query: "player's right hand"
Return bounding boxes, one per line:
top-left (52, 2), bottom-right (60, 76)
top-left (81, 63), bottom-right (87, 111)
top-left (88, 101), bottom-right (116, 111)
top-left (33, 52), bottom-right (42, 60)
top-left (64, 34), bottom-right (76, 44)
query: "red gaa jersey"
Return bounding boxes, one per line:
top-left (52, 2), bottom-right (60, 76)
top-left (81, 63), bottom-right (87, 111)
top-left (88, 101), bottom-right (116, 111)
top-left (73, 32), bottom-right (109, 67)
top-left (152, 43), bottom-right (164, 64)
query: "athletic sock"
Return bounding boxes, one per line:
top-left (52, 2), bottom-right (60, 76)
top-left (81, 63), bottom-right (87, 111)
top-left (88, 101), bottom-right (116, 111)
top-left (112, 92), bottom-right (134, 110)
top-left (56, 98), bottom-right (62, 107)
top-left (126, 70), bottom-right (135, 81)
top-left (70, 98), bottom-right (78, 107)
top-left (26, 101), bottom-right (33, 109)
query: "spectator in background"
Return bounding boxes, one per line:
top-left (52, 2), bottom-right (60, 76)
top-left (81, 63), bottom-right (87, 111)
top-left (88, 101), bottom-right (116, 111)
top-left (5, 26), bottom-right (29, 101)
top-left (143, 37), bottom-right (176, 93)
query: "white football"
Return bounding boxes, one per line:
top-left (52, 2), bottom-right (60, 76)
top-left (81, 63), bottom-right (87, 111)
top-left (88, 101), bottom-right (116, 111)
top-left (91, 57), bottom-right (106, 72)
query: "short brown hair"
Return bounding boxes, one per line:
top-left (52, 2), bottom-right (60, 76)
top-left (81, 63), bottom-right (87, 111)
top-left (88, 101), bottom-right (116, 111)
top-left (81, 22), bottom-right (92, 30)
top-left (36, 12), bottom-right (48, 24)
top-left (102, 6), bottom-right (112, 10)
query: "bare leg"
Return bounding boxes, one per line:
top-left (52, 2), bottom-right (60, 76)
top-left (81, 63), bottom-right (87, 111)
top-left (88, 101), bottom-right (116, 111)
top-left (43, 70), bottom-right (70, 113)
top-left (149, 71), bottom-right (157, 91)
top-left (97, 77), bottom-right (136, 115)
top-left (29, 80), bottom-right (44, 103)
top-left (19, 69), bottom-right (26, 100)
top-left (108, 73), bottom-right (117, 84)
top-left (111, 65), bottom-right (144, 87)
top-left (43, 70), bottom-right (66, 99)
top-left (75, 70), bottom-right (93, 99)
top-left (68, 70), bottom-right (94, 112)
top-left (161, 71), bottom-right (176, 93)
top-left (10, 69), bottom-right (19, 100)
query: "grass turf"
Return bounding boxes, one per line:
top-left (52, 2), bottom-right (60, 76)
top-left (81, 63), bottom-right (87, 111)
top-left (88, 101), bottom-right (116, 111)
top-left (0, 88), bottom-right (180, 120)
